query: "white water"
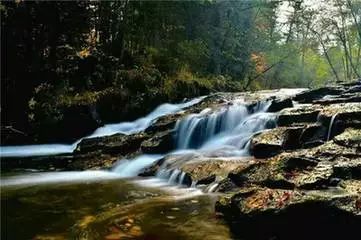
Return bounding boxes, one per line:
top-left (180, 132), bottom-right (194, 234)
top-left (0, 170), bottom-right (123, 187)
top-left (174, 99), bottom-right (276, 156)
top-left (327, 114), bottom-right (337, 141)
top-left (145, 99), bottom-right (276, 186)
top-left (1, 89), bottom-right (305, 191)
top-left (0, 144), bottom-right (78, 158)
top-left (0, 97), bottom-right (204, 158)
top-left (112, 154), bottom-right (163, 177)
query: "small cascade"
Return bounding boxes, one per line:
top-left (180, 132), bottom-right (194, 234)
top-left (174, 99), bottom-right (276, 156)
top-left (327, 114), bottom-right (338, 141)
top-left (178, 171), bottom-right (186, 185)
top-left (90, 96), bottom-right (205, 138)
top-left (144, 99), bottom-right (277, 193)
top-left (205, 182), bottom-right (219, 193)
top-left (191, 181), bottom-right (198, 188)
top-left (168, 169), bottom-right (182, 184)
top-left (157, 168), bottom-right (188, 186)
top-left (112, 154), bottom-right (163, 178)
top-left (0, 97), bottom-right (204, 158)
top-left (2, 94), bottom-right (280, 195)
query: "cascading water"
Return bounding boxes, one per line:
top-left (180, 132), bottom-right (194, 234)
top-left (174, 99), bottom-right (276, 155)
top-left (144, 99), bottom-right (277, 187)
top-left (112, 154), bottom-right (163, 178)
top-left (327, 114), bottom-right (337, 141)
top-left (1, 93), bottom-right (284, 191)
top-left (0, 97), bottom-right (205, 158)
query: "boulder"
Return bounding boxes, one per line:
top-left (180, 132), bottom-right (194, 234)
top-left (180, 158), bottom-right (250, 185)
top-left (138, 157), bottom-right (166, 177)
top-left (144, 113), bottom-right (183, 133)
top-left (250, 127), bottom-right (304, 158)
top-left (298, 123), bottom-right (327, 147)
top-left (215, 186), bottom-right (361, 240)
top-left (267, 97), bottom-right (293, 112)
top-left (333, 128), bottom-right (361, 149)
top-left (140, 130), bottom-right (175, 153)
top-left (75, 133), bottom-right (149, 155)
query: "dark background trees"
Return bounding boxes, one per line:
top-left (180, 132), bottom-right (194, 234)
top-left (1, 0), bottom-right (360, 144)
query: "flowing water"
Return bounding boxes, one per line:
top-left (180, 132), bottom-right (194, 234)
top-left (0, 97), bottom-right (205, 158)
top-left (327, 114), bottom-right (338, 141)
top-left (2, 177), bottom-right (230, 240)
top-left (1, 89), bottom-right (306, 239)
top-left (112, 98), bottom-right (276, 184)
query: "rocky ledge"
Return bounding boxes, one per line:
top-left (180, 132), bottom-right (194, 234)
top-left (1, 80), bottom-right (360, 239)
top-left (212, 81), bottom-right (361, 240)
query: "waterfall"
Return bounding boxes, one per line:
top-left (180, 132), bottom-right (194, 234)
top-left (1, 96), bottom-right (277, 190)
top-left (1, 170), bottom-right (123, 187)
top-left (0, 97), bottom-right (205, 158)
top-left (327, 114), bottom-right (338, 141)
top-left (111, 99), bottom-right (277, 187)
top-left (112, 154), bottom-right (163, 178)
top-left (147, 100), bottom-right (276, 188)
top-left (173, 100), bottom-right (276, 156)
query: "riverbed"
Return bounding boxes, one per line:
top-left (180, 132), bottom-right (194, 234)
top-left (1, 172), bottom-right (231, 240)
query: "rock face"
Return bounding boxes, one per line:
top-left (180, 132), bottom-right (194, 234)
top-left (215, 80), bottom-right (361, 240)
top-left (215, 186), bottom-right (361, 240)
top-left (75, 133), bottom-right (149, 154)
top-left (141, 130), bottom-right (175, 153)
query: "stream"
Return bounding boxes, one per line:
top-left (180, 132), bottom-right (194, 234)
top-left (1, 90), bottom-right (305, 239)
top-left (2, 176), bottom-right (230, 240)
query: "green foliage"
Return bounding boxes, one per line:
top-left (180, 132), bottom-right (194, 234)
top-left (2, 0), bottom-right (360, 143)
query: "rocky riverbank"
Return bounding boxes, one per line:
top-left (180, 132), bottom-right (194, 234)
top-left (1, 81), bottom-right (360, 239)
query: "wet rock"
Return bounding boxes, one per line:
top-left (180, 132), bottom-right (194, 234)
top-left (180, 159), bottom-right (248, 185)
top-left (75, 133), bottom-right (149, 155)
top-left (298, 124), bottom-right (327, 147)
top-left (145, 113), bottom-right (183, 133)
top-left (341, 79), bottom-right (361, 88)
top-left (293, 161), bottom-right (334, 189)
top-left (319, 102), bottom-right (361, 119)
top-left (250, 129), bottom-right (284, 158)
top-left (277, 104), bottom-right (321, 126)
top-left (141, 130), bottom-right (175, 153)
top-left (314, 92), bottom-right (361, 105)
top-left (228, 137), bottom-right (361, 190)
top-left (138, 157), bottom-right (166, 176)
top-left (215, 186), bottom-right (361, 240)
top-left (267, 97), bottom-right (293, 112)
top-left (0, 151), bottom-right (121, 171)
top-left (197, 175), bottom-right (216, 185)
top-left (333, 128), bottom-right (361, 149)
top-left (282, 157), bottom-right (319, 171)
top-left (0, 153), bottom-right (73, 172)
top-left (69, 152), bottom-right (121, 170)
top-left (217, 178), bottom-right (239, 192)
top-left (293, 86), bottom-right (344, 103)
top-left (250, 127), bottom-right (304, 158)
top-left (333, 158), bottom-right (361, 180)
top-left (227, 161), bottom-right (268, 186)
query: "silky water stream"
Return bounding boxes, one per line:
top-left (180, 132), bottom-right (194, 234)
top-left (1, 94), bottom-right (285, 240)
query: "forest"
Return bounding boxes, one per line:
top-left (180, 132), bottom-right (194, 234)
top-left (1, 1), bottom-right (361, 240)
top-left (1, 0), bottom-right (361, 144)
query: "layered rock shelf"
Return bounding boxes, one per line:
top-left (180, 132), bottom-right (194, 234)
top-left (1, 80), bottom-right (360, 239)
